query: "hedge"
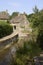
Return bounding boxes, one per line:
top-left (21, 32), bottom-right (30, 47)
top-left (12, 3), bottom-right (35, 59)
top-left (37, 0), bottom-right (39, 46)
top-left (0, 21), bottom-right (13, 38)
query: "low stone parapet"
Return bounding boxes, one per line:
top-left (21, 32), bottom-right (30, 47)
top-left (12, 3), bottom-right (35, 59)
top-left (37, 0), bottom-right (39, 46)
top-left (0, 31), bottom-right (18, 48)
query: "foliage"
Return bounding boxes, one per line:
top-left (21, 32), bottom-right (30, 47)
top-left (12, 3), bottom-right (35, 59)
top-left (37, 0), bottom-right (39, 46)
top-left (26, 9), bottom-right (43, 28)
top-left (10, 12), bottom-right (19, 19)
top-left (0, 21), bottom-right (13, 38)
top-left (11, 41), bottom-right (41, 65)
top-left (26, 8), bottom-right (43, 50)
top-left (7, 20), bottom-right (10, 23)
top-left (33, 6), bottom-right (39, 13)
top-left (37, 30), bottom-right (43, 50)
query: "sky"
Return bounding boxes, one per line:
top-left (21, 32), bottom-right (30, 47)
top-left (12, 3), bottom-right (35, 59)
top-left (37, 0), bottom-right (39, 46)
top-left (0, 0), bottom-right (43, 14)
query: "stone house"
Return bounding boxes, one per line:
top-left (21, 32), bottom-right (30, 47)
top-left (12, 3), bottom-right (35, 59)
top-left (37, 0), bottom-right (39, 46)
top-left (0, 10), bottom-right (9, 22)
top-left (10, 13), bottom-right (29, 31)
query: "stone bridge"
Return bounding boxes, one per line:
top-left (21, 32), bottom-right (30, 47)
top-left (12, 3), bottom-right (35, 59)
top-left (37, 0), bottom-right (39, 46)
top-left (0, 31), bottom-right (19, 49)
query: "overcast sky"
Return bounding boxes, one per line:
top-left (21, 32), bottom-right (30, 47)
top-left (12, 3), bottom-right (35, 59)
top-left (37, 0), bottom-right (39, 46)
top-left (0, 0), bottom-right (43, 14)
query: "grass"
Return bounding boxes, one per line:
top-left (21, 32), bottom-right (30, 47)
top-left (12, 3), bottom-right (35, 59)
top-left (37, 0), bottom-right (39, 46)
top-left (0, 21), bottom-right (9, 25)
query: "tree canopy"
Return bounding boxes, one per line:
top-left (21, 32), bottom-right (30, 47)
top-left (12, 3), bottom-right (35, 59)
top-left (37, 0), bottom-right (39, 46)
top-left (26, 6), bottom-right (43, 50)
top-left (10, 12), bottom-right (19, 19)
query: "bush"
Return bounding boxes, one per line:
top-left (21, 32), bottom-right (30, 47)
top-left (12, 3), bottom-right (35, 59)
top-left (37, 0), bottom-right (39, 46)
top-left (0, 21), bottom-right (13, 38)
top-left (10, 40), bottom-right (41, 65)
top-left (37, 30), bottom-right (43, 50)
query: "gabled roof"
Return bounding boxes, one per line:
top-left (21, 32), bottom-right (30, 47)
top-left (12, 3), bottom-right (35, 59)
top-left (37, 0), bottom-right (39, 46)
top-left (10, 13), bottom-right (29, 24)
top-left (0, 11), bottom-right (9, 20)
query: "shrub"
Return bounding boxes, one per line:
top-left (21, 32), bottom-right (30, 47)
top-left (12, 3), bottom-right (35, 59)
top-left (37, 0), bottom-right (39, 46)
top-left (10, 40), bottom-right (41, 65)
top-left (37, 30), bottom-right (43, 50)
top-left (0, 21), bottom-right (13, 38)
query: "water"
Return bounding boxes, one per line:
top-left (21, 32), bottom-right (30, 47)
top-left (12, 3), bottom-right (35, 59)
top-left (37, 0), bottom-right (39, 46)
top-left (0, 45), bottom-right (17, 65)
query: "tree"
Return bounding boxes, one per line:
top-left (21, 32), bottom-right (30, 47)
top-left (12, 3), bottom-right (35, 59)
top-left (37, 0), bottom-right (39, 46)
top-left (33, 6), bottom-right (39, 13)
top-left (26, 7), bottom-right (43, 50)
top-left (10, 12), bottom-right (19, 19)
